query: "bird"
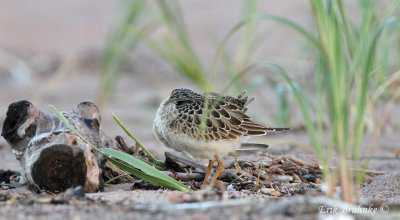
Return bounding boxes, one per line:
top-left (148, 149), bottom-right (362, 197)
top-left (153, 88), bottom-right (289, 186)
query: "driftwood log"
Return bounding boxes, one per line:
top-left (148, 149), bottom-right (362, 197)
top-left (1, 100), bottom-right (115, 193)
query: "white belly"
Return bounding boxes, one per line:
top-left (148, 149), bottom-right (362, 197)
top-left (153, 113), bottom-right (240, 159)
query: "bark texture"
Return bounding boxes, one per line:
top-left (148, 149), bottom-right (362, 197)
top-left (1, 100), bottom-right (115, 193)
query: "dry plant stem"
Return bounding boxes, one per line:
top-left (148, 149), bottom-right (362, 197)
top-left (236, 159), bottom-right (258, 167)
top-left (115, 135), bottom-right (134, 155)
top-left (286, 156), bottom-right (321, 169)
top-left (268, 174), bottom-right (293, 183)
top-left (1, 100), bottom-right (114, 192)
top-left (134, 143), bottom-right (140, 156)
top-left (163, 171), bottom-right (204, 182)
top-left (266, 154), bottom-right (322, 170)
top-left (366, 87), bottom-right (400, 162)
top-left (338, 148), bottom-right (353, 202)
top-left (105, 161), bottom-right (135, 182)
top-left (253, 167), bottom-right (262, 191)
top-left (239, 169), bottom-right (257, 180)
top-left (234, 160), bottom-right (242, 173)
top-left (327, 170), bottom-right (338, 199)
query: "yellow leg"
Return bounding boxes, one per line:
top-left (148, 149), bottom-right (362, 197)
top-left (210, 155), bottom-right (223, 186)
top-left (202, 159), bottom-right (214, 186)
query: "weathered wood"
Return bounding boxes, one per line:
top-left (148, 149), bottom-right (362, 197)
top-left (1, 100), bottom-right (115, 193)
top-left (162, 171), bottom-right (204, 182)
top-left (2, 100), bottom-right (64, 160)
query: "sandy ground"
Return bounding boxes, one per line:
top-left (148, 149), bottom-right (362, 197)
top-left (1, 1), bottom-right (400, 219)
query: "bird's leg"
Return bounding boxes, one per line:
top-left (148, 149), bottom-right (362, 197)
top-left (210, 155), bottom-right (223, 186)
top-left (202, 159), bottom-right (214, 186)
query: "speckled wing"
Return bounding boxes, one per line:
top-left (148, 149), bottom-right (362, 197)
top-left (170, 92), bottom-right (287, 142)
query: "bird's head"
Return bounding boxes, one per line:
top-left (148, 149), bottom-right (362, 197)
top-left (156, 88), bottom-right (198, 117)
top-left (168, 88), bottom-right (199, 103)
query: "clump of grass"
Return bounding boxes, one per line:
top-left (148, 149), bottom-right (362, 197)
top-left (273, 83), bottom-right (292, 126)
top-left (98, 0), bottom-right (263, 105)
top-left (98, 0), bottom-right (148, 107)
top-left (50, 105), bottom-right (189, 191)
top-left (151, 0), bottom-right (263, 95)
top-left (149, 0), bottom-right (209, 90)
top-left (243, 0), bottom-right (400, 202)
top-left (225, 0), bottom-right (260, 94)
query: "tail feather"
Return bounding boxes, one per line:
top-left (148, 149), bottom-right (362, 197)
top-left (237, 90), bottom-right (247, 99)
top-left (244, 126), bottom-right (291, 135)
top-left (238, 143), bottom-right (269, 150)
top-left (265, 127), bottom-right (291, 132)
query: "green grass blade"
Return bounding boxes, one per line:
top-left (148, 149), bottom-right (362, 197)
top-left (152, 0), bottom-right (207, 90)
top-left (99, 0), bottom-right (147, 106)
top-left (235, 0), bottom-right (258, 66)
top-left (352, 16), bottom-right (398, 159)
top-left (104, 173), bottom-right (130, 186)
top-left (49, 105), bottom-right (99, 151)
top-left (251, 13), bottom-right (321, 51)
top-left (105, 155), bottom-right (188, 191)
top-left (100, 148), bottom-right (189, 191)
top-left (112, 113), bottom-right (162, 166)
top-left (257, 62), bottom-right (322, 156)
top-left (208, 19), bottom-right (249, 91)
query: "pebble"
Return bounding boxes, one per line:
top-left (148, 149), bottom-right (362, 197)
top-left (259, 188), bottom-right (281, 196)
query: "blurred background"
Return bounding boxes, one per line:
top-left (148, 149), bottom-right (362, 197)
top-left (1, 0), bottom-right (399, 186)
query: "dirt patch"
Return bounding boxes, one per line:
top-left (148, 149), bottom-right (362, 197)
top-left (361, 172), bottom-right (400, 204)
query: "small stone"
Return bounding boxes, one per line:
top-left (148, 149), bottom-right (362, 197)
top-left (226, 184), bottom-right (235, 191)
top-left (166, 192), bottom-right (178, 202)
top-left (260, 188), bottom-right (281, 196)
top-left (268, 174), bottom-right (293, 183)
top-left (67, 186), bottom-right (85, 198)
